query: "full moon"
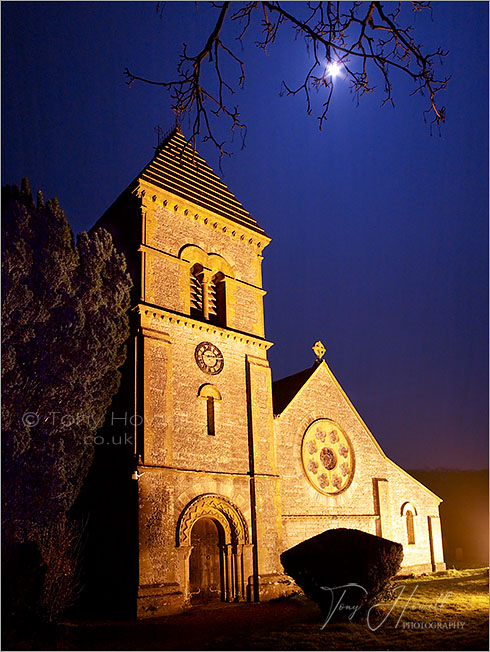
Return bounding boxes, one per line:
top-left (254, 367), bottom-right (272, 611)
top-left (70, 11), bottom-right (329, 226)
top-left (326, 61), bottom-right (342, 79)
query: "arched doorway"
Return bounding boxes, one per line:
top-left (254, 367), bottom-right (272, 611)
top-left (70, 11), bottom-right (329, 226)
top-left (177, 494), bottom-right (250, 604)
top-left (189, 517), bottom-right (223, 603)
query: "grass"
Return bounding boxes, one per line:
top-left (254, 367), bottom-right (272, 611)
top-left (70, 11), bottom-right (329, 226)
top-left (10, 567), bottom-right (489, 650)
top-left (230, 568), bottom-right (489, 651)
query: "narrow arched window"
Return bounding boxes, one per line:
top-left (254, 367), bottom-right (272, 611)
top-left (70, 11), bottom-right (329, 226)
top-left (208, 272), bottom-right (226, 326)
top-left (190, 264), bottom-right (204, 318)
top-left (198, 384), bottom-right (222, 437)
top-left (406, 511), bottom-right (415, 545)
top-left (206, 397), bottom-right (216, 436)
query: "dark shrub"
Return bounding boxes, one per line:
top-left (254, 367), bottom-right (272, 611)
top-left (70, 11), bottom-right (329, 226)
top-left (280, 528), bottom-right (403, 623)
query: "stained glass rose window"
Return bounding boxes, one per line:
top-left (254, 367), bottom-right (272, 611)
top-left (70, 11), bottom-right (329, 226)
top-left (301, 419), bottom-right (355, 495)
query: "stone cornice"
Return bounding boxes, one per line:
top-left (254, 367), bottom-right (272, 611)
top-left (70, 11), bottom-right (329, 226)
top-left (282, 513), bottom-right (377, 519)
top-left (139, 243), bottom-right (267, 295)
top-left (133, 303), bottom-right (274, 350)
top-left (133, 180), bottom-right (271, 254)
top-left (137, 463), bottom-right (280, 479)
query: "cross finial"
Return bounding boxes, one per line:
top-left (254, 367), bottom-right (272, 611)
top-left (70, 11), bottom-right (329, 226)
top-left (312, 340), bottom-right (326, 361)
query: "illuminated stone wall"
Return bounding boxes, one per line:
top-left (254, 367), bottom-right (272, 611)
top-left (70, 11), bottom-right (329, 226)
top-left (131, 182), bottom-right (288, 618)
top-left (95, 133), bottom-right (444, 619)
top-left (273, 361), bottom-right (446, 574)
top-left (139, 179), bottom-right (267, 338)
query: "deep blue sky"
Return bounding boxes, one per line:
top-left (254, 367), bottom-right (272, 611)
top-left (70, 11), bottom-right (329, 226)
top-left (3, 2), bottom-right (488, 470)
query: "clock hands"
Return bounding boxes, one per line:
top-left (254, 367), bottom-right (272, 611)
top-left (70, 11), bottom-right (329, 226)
top-left (195, 342), bottom-right (224, 375)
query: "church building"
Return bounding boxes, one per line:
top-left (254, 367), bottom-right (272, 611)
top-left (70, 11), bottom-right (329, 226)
top-left (94, 127), bottom-right (445, 619)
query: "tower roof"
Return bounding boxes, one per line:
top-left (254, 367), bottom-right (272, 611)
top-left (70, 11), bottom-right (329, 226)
top-left (138, 127), bottom-right (267, 236)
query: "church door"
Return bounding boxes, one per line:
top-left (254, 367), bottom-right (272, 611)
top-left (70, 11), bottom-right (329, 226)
top-left (189, 517), bottom-right (223, 603)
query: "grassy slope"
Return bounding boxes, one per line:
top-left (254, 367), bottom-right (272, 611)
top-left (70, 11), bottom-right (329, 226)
top-left (204, 569), bottom-right (490, 651)
top-left (46, 568), bottom-right (489, 651)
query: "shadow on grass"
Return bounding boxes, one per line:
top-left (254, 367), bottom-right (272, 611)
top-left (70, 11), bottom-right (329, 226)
top-left (5, 568), bottom-right (488, 651)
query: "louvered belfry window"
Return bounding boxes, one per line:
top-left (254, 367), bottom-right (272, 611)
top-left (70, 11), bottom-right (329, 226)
top-left (190, 264), bottom-right (204, 318)
top-left (208, 272), bottom-right (226, 326)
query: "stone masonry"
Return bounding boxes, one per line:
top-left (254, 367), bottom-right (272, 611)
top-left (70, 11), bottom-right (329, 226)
top-left (94, 127), bottom-right (445, 619)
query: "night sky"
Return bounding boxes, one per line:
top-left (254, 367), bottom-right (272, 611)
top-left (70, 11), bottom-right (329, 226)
top-left (2, 2), bottom-right (488, 470)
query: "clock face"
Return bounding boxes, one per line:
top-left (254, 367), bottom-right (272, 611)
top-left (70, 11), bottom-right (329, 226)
top-left (301, 419), bottom-right (355, 495)
top-left (195, 342), bottom-right (224, 375)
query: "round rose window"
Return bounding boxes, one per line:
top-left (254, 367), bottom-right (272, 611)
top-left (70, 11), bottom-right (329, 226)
top-left (301, 419), bottom-right (355, 495)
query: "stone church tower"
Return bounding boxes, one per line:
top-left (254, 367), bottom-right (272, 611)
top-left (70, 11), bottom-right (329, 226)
top-left (92, 127), bottom-right (445, 619)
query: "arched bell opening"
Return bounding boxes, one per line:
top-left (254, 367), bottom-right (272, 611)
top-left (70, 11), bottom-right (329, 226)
top-left (190, 263), bottom-right (205, 319)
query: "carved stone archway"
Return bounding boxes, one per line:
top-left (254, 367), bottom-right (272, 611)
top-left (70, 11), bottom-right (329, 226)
top-left (177, 494), bottom-right (250, 603)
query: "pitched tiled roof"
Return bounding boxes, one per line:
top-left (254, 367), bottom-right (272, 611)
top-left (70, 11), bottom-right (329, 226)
top-left (272, 362), bottom-right (320, 414)
top-left (138, 127), bottom-right (267, 236)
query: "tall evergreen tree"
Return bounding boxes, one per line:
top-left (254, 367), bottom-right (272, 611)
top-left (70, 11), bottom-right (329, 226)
top-left (2, 180), bottom-right (132, 620)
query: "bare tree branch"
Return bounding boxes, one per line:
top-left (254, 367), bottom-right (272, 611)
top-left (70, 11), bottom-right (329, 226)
top-left (125, 1), bottom-right (449, 156)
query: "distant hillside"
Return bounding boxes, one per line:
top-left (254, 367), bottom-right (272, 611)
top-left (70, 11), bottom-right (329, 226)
top-left (408, 469), bottom-right (489, 568)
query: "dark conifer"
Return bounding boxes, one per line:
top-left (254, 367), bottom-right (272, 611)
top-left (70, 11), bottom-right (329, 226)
top-left (2, 180), bottom-right (132, 621)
